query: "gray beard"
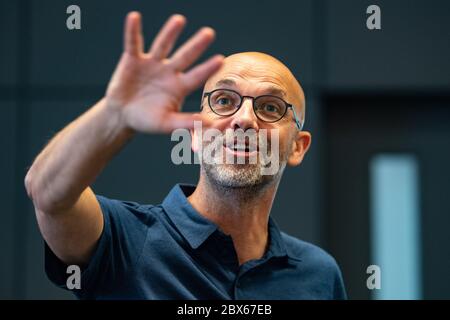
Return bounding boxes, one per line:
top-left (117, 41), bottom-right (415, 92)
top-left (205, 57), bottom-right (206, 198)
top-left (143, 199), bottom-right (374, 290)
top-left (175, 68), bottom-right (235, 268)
top-left (201, 159), bottom-right (287, 201)
top-left (199, 129), bottom-right (289, 201)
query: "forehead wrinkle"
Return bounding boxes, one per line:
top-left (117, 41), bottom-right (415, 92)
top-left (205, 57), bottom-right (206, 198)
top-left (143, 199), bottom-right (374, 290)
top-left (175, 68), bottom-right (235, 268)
top-left (214, 77), bottom-right (287, 98)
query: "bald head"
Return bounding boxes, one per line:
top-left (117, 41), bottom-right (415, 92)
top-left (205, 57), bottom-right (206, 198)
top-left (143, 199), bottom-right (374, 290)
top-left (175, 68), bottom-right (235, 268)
top-left (204, 52), bottom-right (305, 123)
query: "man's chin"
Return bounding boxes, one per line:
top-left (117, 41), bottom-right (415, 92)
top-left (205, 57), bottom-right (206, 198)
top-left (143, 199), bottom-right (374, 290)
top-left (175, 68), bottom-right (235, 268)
top-left (220, 162), bottom-right (260, 171)
top-left (203, 163), bottom-right (269, 190)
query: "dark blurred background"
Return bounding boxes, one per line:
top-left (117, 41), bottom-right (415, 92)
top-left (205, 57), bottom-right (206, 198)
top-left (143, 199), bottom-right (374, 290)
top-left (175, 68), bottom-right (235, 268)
top-left (1, 0), bottom-right (449, 299)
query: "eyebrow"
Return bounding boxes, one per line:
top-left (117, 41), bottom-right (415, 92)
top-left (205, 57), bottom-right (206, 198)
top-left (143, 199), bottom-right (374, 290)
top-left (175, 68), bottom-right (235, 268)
top-left (214, 78), bottom-right (287, 98)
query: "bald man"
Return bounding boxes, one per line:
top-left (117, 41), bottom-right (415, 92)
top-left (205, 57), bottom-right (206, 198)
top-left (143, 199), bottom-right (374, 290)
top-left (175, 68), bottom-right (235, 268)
top-left (25, 12), bottom-right (346, 300)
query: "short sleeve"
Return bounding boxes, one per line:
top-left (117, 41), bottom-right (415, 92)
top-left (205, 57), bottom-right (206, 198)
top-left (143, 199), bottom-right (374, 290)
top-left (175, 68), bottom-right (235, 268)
top-left (44, 195), bottom-right (150, 299)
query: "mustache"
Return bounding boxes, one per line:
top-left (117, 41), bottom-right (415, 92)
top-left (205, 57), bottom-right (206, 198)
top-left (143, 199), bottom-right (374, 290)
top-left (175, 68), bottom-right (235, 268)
top-left (204, 128), bottom-right (270, 151)
top-left (196, 126), bottom-right (281, 175)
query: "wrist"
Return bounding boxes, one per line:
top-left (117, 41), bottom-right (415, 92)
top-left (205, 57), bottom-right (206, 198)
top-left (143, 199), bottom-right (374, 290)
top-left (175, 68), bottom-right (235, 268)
top-left (99, 97), bottom-right (136, 140)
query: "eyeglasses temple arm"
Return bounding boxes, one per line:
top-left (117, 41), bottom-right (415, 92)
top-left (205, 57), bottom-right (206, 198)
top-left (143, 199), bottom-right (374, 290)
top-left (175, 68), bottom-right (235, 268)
top-left (290, 106), bottom-right (303, 130)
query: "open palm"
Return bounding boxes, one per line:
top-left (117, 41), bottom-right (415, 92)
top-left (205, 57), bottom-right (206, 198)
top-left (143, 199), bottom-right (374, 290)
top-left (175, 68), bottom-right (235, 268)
top-left (105, 12), bottom-right (223, 133)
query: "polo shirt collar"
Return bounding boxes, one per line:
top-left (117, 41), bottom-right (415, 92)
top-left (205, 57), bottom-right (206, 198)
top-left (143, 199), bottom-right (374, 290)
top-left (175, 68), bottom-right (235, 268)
top-left (162, 184), bottom-right (291, 260)
top-left (162, 184), bottom-right (218, 249)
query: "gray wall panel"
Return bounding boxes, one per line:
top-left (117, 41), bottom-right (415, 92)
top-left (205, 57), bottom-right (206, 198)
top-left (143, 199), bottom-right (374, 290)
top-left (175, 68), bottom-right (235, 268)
top-left (328, 0), bottom-right (450, 89)
top-left (0, 2), bottom-right (18, 85)
top-left (29, 0), bottom-right (313, 87)
top-left (0, 102), bottom-right (17, 298)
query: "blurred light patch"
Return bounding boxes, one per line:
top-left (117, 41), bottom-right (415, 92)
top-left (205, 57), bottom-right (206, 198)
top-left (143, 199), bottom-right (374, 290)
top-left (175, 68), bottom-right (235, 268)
top-left (370, 154), bottom-right (421, 299)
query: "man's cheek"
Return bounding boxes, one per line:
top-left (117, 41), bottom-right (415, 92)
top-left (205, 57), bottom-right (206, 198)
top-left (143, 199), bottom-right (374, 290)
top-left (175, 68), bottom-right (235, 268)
top-left (260, 129), bottom-right (280, 175)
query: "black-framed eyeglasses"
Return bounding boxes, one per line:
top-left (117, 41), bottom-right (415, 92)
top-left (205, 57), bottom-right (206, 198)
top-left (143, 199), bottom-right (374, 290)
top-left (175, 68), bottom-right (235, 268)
top-left (201, 88), bottom-right (303, 130)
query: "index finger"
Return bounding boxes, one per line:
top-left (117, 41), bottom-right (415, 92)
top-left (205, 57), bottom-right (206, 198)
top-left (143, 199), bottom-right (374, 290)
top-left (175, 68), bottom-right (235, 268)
top-left (149, 14), bottom-right (187, 60)
top-left (124, 11), bottom-right (144, 56)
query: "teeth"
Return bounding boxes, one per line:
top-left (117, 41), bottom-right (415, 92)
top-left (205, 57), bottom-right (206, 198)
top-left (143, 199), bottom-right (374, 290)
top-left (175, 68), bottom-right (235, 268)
top-left (225, 142), bottom-right (258, 152)
top-left (229, 145), bottom-right (253, 152)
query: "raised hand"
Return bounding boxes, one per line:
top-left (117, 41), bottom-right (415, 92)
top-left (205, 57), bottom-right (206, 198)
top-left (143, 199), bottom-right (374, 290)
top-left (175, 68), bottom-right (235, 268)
top-left (105, 12), bottom-right (224, 133)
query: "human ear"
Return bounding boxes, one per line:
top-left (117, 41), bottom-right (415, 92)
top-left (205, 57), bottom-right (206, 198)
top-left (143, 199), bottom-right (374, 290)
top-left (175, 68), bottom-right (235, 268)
top-left (287, 131), bottom-right (311, 166)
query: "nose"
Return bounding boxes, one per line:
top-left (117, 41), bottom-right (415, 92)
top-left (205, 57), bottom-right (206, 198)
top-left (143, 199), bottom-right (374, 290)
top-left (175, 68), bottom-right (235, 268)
top-left (229, 97), bottom-right (259, 131)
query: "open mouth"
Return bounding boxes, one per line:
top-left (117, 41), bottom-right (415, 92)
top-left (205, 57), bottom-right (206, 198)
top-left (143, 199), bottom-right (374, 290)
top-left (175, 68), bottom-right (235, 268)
top-left (223, 139), bottom-right (258, 157)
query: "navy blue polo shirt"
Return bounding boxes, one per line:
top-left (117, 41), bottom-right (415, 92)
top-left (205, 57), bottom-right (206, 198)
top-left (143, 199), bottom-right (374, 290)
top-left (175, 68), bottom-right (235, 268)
top-left (45, 184), bottom-right (347, 299)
